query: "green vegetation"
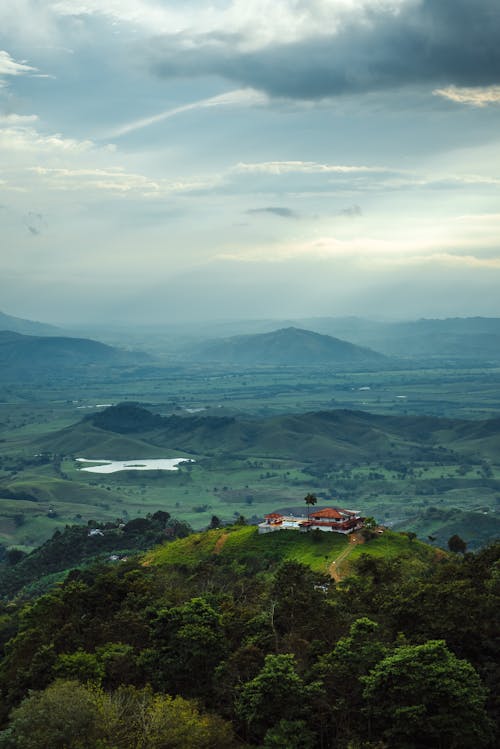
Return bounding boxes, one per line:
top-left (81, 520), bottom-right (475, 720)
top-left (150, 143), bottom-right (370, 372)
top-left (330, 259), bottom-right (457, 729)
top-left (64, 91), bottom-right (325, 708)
top-left (1, 397), bottom-right (500, 552)
top-left (147, 525), bottom-right (350, 573)
top-left (0, 526), bottom-right (498, 748)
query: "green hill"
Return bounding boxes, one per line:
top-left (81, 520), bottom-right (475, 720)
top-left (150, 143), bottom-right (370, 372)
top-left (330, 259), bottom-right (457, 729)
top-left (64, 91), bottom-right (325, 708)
top-left (393, 507), bottom-right (500, 551)
top-left (73, 402), bottom-right (500, 464)
top-left (0, 330), bottom-right (149, 381)
top-left (190, 326), bottom-right (388, 367)
top-left (145, 524), bottom-right (436, 578)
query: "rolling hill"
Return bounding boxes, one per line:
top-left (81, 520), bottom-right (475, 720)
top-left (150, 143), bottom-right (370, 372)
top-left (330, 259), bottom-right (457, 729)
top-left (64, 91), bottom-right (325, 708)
top-left (0, 330), bottom-right (149, 380)
top-left (189, 326), bottom-right (389, 367)
top-left (38, 402), bottom-right (500, 465)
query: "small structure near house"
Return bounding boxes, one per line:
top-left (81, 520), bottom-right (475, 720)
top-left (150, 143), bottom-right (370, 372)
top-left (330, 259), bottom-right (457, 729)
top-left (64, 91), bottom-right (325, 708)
top-left (258, 506), bottom-right (363, 535)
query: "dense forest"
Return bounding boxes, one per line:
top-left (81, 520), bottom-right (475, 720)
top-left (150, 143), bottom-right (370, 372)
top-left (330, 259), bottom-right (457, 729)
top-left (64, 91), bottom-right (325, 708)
top-left (0, 524), bottom-right (498, 748)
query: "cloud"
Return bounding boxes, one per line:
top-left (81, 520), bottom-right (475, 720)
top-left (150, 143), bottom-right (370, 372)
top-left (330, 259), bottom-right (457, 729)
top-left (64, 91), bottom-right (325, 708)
top-left (29, 166), bottom-right (221, 197)
top-left (0, 50), bottom-right (37, 80)
top-left (148, 0), bottom-right (500, 99)
top-left (433, 85), bottom-right (500, 107)
top-left (0, 124), bottom-right (95, 153)
top-left (234, 161), bottom-right (384, 175)
top-left (108, 87), bottom-right (268, 137)
top-left (247, 206), bottom-right (298, 219)
top-left (0, 113), bottom-right (39, 124)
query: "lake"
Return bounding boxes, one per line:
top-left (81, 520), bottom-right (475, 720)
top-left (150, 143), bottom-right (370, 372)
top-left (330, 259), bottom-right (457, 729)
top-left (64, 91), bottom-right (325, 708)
top-left (76, 458), bottom-right (193, 474)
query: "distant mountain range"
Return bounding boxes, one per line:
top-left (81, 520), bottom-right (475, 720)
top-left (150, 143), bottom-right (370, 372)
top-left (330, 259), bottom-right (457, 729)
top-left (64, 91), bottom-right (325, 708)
top-left (0, 331), bottom-right (148, 380)
top-left (177, 316), bottom-right (500, 363)
top-left (189, 326), bottom-right (388, 367)
top-left (3, 309), bottom-right (500, 363)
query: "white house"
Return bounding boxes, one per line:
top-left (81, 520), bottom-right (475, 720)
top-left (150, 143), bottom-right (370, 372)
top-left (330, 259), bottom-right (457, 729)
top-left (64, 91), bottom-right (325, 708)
top-left (258, 507), bottom-right (363, 535)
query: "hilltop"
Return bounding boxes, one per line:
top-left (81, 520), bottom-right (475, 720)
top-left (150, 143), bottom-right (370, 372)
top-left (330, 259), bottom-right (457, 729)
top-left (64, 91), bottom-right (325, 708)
top-left (189, 326), bottom-right (388, 367)
top-left (145, 523), bottom-right (436, 578)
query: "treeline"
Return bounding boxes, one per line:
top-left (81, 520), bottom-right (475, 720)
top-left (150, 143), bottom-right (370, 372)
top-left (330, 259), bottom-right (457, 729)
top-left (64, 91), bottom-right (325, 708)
top-left (0, 534), bottom-right (498, 748)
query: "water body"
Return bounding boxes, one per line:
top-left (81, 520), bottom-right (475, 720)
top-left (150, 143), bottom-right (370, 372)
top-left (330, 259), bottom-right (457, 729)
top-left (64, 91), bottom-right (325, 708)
top-left (76, 458), bottom-right (193, 474)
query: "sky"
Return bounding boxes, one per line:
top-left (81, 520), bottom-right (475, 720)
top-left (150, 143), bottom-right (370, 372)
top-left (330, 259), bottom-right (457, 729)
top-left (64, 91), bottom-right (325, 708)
top-left (0, 0), bottom-right (499, 325)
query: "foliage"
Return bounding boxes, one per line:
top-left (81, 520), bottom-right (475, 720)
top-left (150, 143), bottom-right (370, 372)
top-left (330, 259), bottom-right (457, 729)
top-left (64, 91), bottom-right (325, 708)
top-left (362, 640), bottom-right (494, 748)
top-left (0, 680), bottom-right (237, 749)
top-left (0, 527), bottom-right (498, 748)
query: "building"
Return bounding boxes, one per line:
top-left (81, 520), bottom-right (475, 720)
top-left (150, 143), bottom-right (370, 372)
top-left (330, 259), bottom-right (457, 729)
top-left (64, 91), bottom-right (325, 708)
top-left (258, 507), bottom-right (363, 534)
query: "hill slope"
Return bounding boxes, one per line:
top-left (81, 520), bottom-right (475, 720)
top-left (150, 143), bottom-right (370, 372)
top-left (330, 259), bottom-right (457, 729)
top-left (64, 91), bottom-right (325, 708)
top-left (36, 402), bottom-right (500, 467)
top-left (146, 524), bottom-right (437, 578)
top-left (190, 326), bottom-right (388, 367)
top-left (0, 309), bottom-right (63, 336)
top-left (295, 316), bottom-right (500, 361)
top-left (0, 331), bottom-right (148, 380)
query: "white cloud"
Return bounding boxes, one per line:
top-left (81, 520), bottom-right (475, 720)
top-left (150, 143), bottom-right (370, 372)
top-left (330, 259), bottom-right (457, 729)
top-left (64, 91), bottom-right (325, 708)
top-left (0, 125), bottom-right (95, 153)
top-left (0, 49), bottom-right (36, 77)
top-left (233, 161), bottom-right (386, 175)
top-left (433, 85), bottom-right (500, 107)
top-left (109, 87), bottom-right (268, 138)
top-left (0, 113), bottom-right (39, 124)
top-left (49, 1), bottom-right (407, 49)
top-left (0, 49), bottom-right (37, 87)
top-left (28, 166), bottom-right (221, 197)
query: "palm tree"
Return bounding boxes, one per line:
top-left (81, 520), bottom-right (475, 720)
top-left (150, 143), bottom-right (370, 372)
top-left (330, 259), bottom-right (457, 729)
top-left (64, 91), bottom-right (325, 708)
top-left (304, 493), bottom-right (317, 521)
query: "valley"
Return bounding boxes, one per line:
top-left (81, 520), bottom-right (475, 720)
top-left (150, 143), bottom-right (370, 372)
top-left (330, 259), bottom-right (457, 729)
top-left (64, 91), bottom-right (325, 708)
top-left (1, 356), bottom-right (500, 554)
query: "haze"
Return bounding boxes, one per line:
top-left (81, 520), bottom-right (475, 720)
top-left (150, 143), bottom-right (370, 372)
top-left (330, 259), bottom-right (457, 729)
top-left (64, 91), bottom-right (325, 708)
top-left (1, 1), bottom-right (500, 325)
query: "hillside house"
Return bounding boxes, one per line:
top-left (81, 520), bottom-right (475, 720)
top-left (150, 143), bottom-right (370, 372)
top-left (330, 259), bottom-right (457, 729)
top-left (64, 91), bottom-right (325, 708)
top-left (258, 507), bottom-right (363, 535)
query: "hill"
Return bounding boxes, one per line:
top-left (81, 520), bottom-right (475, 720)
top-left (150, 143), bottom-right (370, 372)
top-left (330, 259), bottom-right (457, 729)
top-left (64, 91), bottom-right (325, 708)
top-left (0, 331), bottom-right (149, 381)
top-left (72, 402), bottom-right (500, 463)
top-left (393, 507), bottom-right (500, 551)
top-left (0, 309), bottom-right (63, 337)
top-left (31, 402), bottom-right (500, 468)
top-left (189, 326), bottom-right (388, 367)
top-left (0, 513), bottom-right (191, 599)
top-left (295, 316), bottom-right (500, 362)
top-left (145, 524), bottom-right (436, 578)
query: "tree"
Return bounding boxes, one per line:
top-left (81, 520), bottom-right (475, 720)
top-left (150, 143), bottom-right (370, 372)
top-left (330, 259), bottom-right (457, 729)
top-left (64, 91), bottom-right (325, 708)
top-left (362, 640), bottom-right (494, 748)
top-left (315, 618), bottom-right (388, 745)
top-left (209, 515), bottom-right (221, 529)
top-left (263, 719), bottom-right (316, 748)
top-left (236, 654), bottom-right (314, 742)
top-left (448, 534), bottom-right (467, 554)
top-left (304, 493), bottom-right (317, 521)
top-left (0, 680), bottom-right (101, 749)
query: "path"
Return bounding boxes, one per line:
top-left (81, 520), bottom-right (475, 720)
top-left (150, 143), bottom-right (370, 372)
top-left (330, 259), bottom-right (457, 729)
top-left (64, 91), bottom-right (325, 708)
top-left (329, 531), bottom-right (364, 582)
top-left (213, 532), bottom-right (229, 554)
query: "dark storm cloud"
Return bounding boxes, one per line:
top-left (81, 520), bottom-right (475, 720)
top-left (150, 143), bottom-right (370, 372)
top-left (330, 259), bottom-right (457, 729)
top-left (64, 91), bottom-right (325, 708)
top-left (151, 0), bottom-right (500, 98)
top-left (247, 206), bottom-right (299, 218)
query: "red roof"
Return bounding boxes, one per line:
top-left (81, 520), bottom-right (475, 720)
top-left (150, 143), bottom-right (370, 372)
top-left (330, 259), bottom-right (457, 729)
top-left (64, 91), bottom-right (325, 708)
top-left (311, 508), bottom-right (344, 519)
top-left (265, 513), bottom-right (283, 519)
